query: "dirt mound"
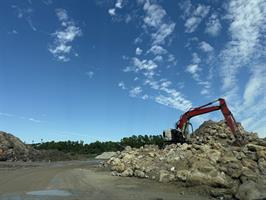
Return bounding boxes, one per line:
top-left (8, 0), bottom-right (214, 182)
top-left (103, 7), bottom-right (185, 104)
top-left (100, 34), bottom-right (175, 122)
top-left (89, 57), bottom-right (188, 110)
top-left (0, 131), bottom-right (39, 161)
top-left (0, 131), bottom-right (77, 162)
top-left (105, 121), bottom-right (266, 200)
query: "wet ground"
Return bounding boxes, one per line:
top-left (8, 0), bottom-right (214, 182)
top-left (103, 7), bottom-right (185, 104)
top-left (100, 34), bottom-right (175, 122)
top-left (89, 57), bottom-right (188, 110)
top-left (0, 160), bottom-right (212, 200)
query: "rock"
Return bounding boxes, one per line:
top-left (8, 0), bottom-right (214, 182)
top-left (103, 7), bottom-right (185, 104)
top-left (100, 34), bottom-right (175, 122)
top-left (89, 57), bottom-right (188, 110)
top-left (257, 149), bottom-right (266, 159)
top-left (207, 149), bottom-right (221, 164)
top-left (121, 168), bottom-right (134, 177)
top-left (109, 157), bottom-right (125, 172)
top-left (105, 120), bottom-right (266, 199)
top-left (241, 159), bottom-right (259, 173)
top-left (236, 181), bottom-right (266, 200)
top-left (159, 170), bottom-right (173, 183)
top-left (246, 144), bottom-right (264, 152)
top-left (189, 170), bottom-right (232, 188)
top-left (95, 152), bottom-right (116, 160)
top-left (134, 170), bottom-right (146, 178)
top-left (258, 158), bottom-right (266, 175)
top-left (125, 146), bottom-right (132, 151)
top-left (240, 168), bottom-right (258, 182)
top-left (176, 170), bottom-right (189, 181)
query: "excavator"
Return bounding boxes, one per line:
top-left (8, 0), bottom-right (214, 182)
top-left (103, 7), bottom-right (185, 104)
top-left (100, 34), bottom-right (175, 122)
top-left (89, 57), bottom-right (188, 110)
top-left (163, 98), bottom-right (244, 145)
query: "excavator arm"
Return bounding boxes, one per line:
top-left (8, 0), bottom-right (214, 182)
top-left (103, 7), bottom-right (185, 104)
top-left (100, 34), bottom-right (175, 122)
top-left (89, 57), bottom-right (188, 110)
top-left (163, 98), bottom-right (243, 144)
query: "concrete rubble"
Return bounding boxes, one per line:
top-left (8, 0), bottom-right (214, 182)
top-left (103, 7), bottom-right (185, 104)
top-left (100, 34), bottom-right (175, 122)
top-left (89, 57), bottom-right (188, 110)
top-left (0, 131), bottom-right (39, 161)
top-left (95, 152), bottom-right (117, 160)
top-left (105, 121), bottom-right (266, 200)
top-left (0, 131), bottom-right (74, 161)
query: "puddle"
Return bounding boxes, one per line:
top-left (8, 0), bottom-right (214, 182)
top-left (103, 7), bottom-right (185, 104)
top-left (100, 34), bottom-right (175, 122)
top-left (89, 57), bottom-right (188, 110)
top-left (26, 189), bottom-right (71, 197)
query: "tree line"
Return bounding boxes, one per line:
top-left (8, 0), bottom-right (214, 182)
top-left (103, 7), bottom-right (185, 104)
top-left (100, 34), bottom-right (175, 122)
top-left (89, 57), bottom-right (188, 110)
top-left (32, 135), bottom-right (164, 155)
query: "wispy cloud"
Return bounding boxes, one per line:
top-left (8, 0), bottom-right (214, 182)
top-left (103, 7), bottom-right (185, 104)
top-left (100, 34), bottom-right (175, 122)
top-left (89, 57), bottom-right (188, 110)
top-left (11, 5), bottom-right (36, 31)
top-left (205, 13), bottom-right (222, 36)
top-left (243, 66), bottom-right (266, 107)
top-left (108, 0), bottom-right (124, 17)
top-left (143, 2), bottom-right (176, 45)
top-left (115, 0), bottom-right (192, 111)
top-left (148, 45), bottom-right (167, 55)
top-left (180, 1), bottom-right (210, 33)
top-left (42, 0), bottom-right (53, 5)
top-left (198, 41), bottom-right (214, 52)
top-left (0, 112), bottom-right (43, 123)
top-left (0, 112), bottom-right (14, 117)
top-left (135, 47), bottom-right (143, 55)
top-left (217, 0), bottom-right (266, 135)
top-left (49, 9), bottom-right (82, 62)
top-left (108, 8), bottom-right (116, 16)
top-left (220, 0), bottom-right (266, 93)
top-left (85, 71), bottom-right (94, 79)
top-left (28, 118), bottom-right (42, 123)
top-left (118, 81), bottom-right (126, 90)
top-left (129, 86), bottom-right (142, 97)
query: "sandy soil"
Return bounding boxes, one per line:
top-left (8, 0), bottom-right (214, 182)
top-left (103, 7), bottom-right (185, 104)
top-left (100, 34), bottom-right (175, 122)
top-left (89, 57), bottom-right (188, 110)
top-left (0, 160), bottom-right (212, 200)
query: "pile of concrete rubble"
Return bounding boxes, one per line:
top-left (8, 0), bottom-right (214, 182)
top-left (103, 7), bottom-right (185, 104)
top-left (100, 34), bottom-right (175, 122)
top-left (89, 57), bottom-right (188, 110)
top-left (105, 121), bottom-right (266, 200)
top-left (0, 131), bottom-right (74, 161)
top-left (0, 131), bottom-right (39, 161)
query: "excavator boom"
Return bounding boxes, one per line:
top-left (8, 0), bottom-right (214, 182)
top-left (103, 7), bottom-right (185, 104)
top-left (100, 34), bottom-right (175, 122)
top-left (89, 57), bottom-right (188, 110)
top-left (163, 98), bottom-right (243, 144)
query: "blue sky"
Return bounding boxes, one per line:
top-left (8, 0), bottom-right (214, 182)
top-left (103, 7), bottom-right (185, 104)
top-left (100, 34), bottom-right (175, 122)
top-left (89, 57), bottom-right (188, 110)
top-left (0, 0), bottom-right (265, 143)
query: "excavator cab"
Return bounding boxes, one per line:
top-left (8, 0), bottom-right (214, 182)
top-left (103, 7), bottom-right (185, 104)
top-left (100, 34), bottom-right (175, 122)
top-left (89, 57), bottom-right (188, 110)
top-left (162, 121), bottom-right (192, 144)
top-left (162, 128), bottom-right (186, 144)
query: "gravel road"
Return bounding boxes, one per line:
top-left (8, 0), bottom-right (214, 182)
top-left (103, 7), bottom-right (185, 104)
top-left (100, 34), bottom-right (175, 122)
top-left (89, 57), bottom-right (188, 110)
top-left (0, 160), bottom-right (211, 200)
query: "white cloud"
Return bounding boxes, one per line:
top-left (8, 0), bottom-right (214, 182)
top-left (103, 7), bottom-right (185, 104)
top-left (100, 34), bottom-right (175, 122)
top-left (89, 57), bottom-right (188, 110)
top-left (49, 9), bottom-right (82, 62)
top-left (181, 3), bottom-right (210, 33)
top-left (199, 41), bottom-right (214, 52)
top-left (56, 8), bottom-right (68, 21)
top-left (12, 6), bottom-right (36, 31)
top-left (200, 89), bottom-right (209, 95)
top-left (243, 65), bottom-right (266, 106)
top-left (148, 45), bottom-right (167, 55)
top-left (143, 3), bottom-right (166, 28)
top-left (143, 78), bottom-right (192, 111)
top-left (42, 0), bottom-right (53, 5)
top-left (187, 64), bottom-right (199, 75)
top-left (167, 54), bottom-right (177, 65)
top-left (117, 1), bottom-right (191, 111)
top-left (141, 94), bottom-right (148, 100)
top-left (135, 47), bottom-right (143, 55)
top-left (205, 13), bottom-right (221, 36)
top-left (12, 30), bottom-right (18, 34)
top-left (132, 57), bottom-right (158, 71)
top-left (155, 94), bottom-right (192, 111)
top-left (143, 2), bottom-right (176, 45)
top-left (86, 71), bottom-right (94, 79)
top-left (115, 0), bottom-right (123, 9)
top-left (153, 55), bottom-right (163, 62)
top-left (220, 0), bottom-right (266, 91)
top-left (192, 52), bottom-right (201, 64)
top-left (129, 86), bottom-right (142, 97)
top-left (218, 0), bottom-right (266, 136)
top-left (118, 81), bottom-right (126, 90)
top-left (28, 118), bottom-right (42, 123)
top-left (0, 112), bottom-right (13, 117)
top-left (134, 37), bottom-right (142, 44)
top-left (108, 8), bottom-right (116, 16)
top-left (151, 23), bottom-right (175, 45)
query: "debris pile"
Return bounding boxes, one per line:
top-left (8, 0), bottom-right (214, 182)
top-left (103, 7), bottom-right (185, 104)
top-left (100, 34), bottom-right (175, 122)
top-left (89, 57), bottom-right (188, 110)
top-left (106, 121), bottom-right (266, 200)
top-left (0, 131), bottom-right (75, 161)
top-left (0, 131), bottom-right (39, 161)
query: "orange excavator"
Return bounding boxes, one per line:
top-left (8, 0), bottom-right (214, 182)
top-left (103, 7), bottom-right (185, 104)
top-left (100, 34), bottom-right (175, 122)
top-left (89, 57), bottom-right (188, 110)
top-left (163, 98), bottom-right (244, 144)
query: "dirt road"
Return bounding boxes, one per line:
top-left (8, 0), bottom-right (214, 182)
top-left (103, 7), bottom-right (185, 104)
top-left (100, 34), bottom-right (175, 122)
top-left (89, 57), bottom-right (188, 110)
top-left (0, 160), bottom-right (211, 200)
